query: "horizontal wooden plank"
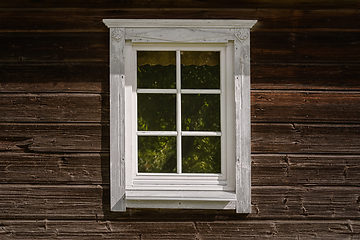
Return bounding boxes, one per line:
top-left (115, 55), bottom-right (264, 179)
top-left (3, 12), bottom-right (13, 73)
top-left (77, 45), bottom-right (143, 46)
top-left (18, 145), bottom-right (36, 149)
top-left (1, 185), bottom-right (359, 219)
top-left (0, 0), bottom-right (359, 9)
top-left (1, 153), bottom-right (359, 187)
top-left (1, 91), bottom-right (360, 123)
top-left (252, 63), bottom-right (360, 90)
top-left (0, 184), bottom-right (105, 220)
top-left (252, 91), bottom-right (360, 123)
top-left (1, 123), bottom-right (360, 154)
top-left (0, 123), bottom-right (108, 153)
top-left (1, 32), bottom-right (359, 63)
top-left (0, 220), bottom-right (358, 239)
top-left (252, 186), bottom-right (360, 219)
top-left (0, 93), bottom-right (109, 122)
top-left (252, 123), bottom-right (360, 154)
top-left (1, 63), bottom-right (360, 92)
top-left (251, 31), bottom-right (360, 63)
top-left (1, 9), bottom-right (359, 32)
top-left (251, 154), bottom-right (360, 186)
top-left (0, 153), bottom-right (108, 184)
top-left (0, 33), bottom-right (108, 63)
top-left (196, 220), bottom-right (360, 238)
top-left (0, 63), bottom-right (108, 93)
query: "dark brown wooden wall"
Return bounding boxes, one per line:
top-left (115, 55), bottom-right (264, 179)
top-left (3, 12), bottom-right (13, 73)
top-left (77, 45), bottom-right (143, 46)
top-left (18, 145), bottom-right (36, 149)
top-left (1, 1), bottom-right (360, 239)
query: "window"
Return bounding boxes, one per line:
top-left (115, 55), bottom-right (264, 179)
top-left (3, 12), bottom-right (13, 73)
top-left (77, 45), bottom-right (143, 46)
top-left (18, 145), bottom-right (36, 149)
top-left (103, 19), bottom-right (257, 213)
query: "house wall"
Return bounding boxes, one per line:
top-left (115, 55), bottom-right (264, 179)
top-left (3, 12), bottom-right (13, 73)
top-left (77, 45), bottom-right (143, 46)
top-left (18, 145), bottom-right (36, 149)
top-left (1, 1), bottom-right (360, 238)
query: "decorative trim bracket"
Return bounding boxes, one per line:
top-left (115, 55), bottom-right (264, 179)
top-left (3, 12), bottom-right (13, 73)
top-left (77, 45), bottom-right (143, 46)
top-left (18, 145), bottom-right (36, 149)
top-left (235, 29), bottom-right (250, 43)
top-left (111, 28), bottom-right (124, 42)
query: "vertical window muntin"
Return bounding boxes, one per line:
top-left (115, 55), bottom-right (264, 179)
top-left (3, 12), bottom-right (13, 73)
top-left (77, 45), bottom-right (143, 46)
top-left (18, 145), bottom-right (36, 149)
top-left (131, 44), bottom-right (230, 190)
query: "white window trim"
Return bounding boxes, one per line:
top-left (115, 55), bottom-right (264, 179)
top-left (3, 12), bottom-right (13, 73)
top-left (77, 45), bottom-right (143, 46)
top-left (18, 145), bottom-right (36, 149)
top-left (127, 43), bottom-right (233, 193)
top-left (103, 19), bottom-right (257, 213)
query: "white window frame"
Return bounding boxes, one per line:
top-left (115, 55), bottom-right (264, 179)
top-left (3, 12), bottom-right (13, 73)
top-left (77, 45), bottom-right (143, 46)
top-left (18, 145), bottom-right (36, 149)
top-left (103, 19), bottom-right (257, 213)
top-left (127, 43), bottom-right (233, 192)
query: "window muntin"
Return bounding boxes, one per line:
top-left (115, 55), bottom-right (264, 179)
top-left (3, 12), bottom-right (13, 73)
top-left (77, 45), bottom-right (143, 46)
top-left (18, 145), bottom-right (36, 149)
top-left (127, 44), bottom-right (234, 191)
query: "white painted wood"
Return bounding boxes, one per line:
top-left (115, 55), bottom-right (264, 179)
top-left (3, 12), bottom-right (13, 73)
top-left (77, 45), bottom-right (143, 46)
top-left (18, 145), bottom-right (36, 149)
top-left (124, 41), bottom-right (136, 198)
top-left (135, 173), bottom-right (222, 178)
top-left (133, 178), bottom-right (225, 184)
top-left (104, 19), bottom-right (256, 213)
top-left (131, 44), bottom-right (231, 193)
top-left (133, 174), bottom-right (226, 186)
top-left (137, 89), bottom-right (222, 95)
top-left (130, 184), bottom-right (229, 189)
top-left (126, 190), bottom-right (236, 209)
top-left (103, 19), bottom-right (257, 29)
top-left (109, 28), bottom-right (126, 212)
top-left (127, 190), bottom-right (236, 201)
top-left (220, 46), bottom-right (227, 188)
top-left (137, 131), bottom-right (177, 136)
top-left (234, 29), bottom-right (252, 214)
top-left (127, 199), bottom-right (236, 210)
top-left (176, 50), bottom-right (182, 174)
top-left (181, 131), bottom-right (221, 136)
top-left (180, 89), bottom-right (221, 94)
top-left (132, 43), bottom-right (227, 51)
top-left (225, 42), bottom-right (236, 192)
top-left (137, 89), bottom-right (177, 94)
top-left (128, 185), bottom-right (232, 191)
top-left (127, 28), bottom-right (235, 43)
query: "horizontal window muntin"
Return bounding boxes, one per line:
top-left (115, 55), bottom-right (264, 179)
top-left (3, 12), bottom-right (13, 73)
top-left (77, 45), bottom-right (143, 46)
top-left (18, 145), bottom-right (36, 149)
top-left (137, 89), bottom-right (221, 94)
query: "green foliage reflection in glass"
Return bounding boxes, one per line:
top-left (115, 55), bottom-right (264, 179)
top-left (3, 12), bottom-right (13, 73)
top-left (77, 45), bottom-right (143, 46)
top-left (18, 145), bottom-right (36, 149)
top-left (182, 136), bottom-right (221, 173)
top-left (182, 94), bottom-right (220, 131)
top-left (138, 136), bottom-right (177, 173)
top-left (137, 50), bottom-right (221, 174)
top-left (181, 51), bottom-right (220, 89)
top-left (137, 51), bottom-right (176, 89)
top-left (138, 94), bottom-right (176, 131)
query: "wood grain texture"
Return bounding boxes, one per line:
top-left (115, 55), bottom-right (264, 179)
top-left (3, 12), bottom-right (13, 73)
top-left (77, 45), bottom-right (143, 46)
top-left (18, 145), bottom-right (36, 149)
top-left (0, 123), bottom-right (108, 153)
top-left (252, 91), bottom-right (360, 123)
top-left (0, 153), bottom-right (108, 184)
top-left (1, 91), bottom-right (360, 124)
top-left (251, 63), bottom-right (360, 90)
top-left (252, 123), bottom-right (360, 154)
top-left (0, 9), bottom-right (359, 32)
top-left (1, 153), bottom-right (359, 187)
top-left (1, 1), bottom-right (360, 237)
top-left (0, 220), bottom-right (358, 239)
top-left (108, 27), bottom-right (126, 211)
top-left (1, 123), bottom-right (360, 154)
top-left (0, 93), bottom-right (109, 123)
top-left (251, 31), bottom-right (360, 63)
top-left (251, 154), bottom-right (360, 186)
top-left (2, 63), bottom-right (360, 92)
top-left (234, 28), bottom-right (252, 213)
top-left (0, 33), bottom-right (108, 63)
top-left (0, 0), bottom-right (359, 9)
top-left (0, 63), bottom-right (109, 93)
top-left (1, 185), bottom-right (359, 219)
top-left (1, 31), bottom-right (359, 63)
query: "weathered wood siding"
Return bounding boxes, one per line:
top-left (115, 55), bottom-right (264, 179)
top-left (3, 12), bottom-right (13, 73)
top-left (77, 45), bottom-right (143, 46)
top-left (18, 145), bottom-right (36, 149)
top-left (1, 1), bottom-right (360, 239)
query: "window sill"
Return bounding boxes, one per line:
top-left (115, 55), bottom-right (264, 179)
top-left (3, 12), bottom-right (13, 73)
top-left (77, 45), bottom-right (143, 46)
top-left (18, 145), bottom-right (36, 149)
top-left (126, 190), bottom-right (236, 210)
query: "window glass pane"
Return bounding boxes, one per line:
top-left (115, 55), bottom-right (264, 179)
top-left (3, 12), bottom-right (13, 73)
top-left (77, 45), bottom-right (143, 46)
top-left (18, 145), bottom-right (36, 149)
top-left (181, 51), bottom-right (220, 89)
top-left (137, 51), bottom-right (176, 89)
top-left (138, 136), bottom-right (177, 173)
top-left (182, 136), bottom-right (221, 173)
top-left (138, 94), bottom-right (176, 131)
top-left (182, 94), bottom-right (220, 131)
